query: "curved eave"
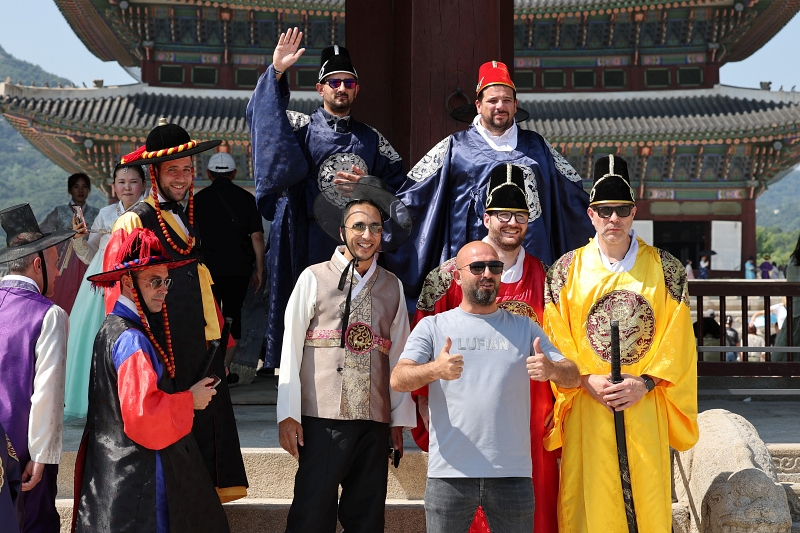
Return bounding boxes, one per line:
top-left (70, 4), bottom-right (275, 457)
top-left (724, 0), bottom-right (800, 63)
top-left (54, 0), bottom-right (138, 67)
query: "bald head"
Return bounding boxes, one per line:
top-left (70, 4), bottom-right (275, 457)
top-left (456, 241), bottom-right (499, 269)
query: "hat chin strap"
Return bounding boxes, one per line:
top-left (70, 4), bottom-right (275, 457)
top-left (38, 251), bottom-right (48, 296)
top-left (337, 235), bottom-right (378, 349)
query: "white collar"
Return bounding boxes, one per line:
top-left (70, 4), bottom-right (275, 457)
top-left (472, 114), bottom-right (518, 152)
top-left (480, 237), bottom-right (525, 283)
top-left (117, 294), bottom-right (149, 326)
top-left (595, 229), bottom-right (639, 273)
top-left (1, 274), bottom-right (41, 293)
top-left (334, 246), bottom-right (378, 299)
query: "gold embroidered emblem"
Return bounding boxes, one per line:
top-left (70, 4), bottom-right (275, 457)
top-left (5, 435), bottom-right (16, 461)
top-left (659, 248), bottom-right (690, 306)
top-left (345, 322), bottom-right (375, 354)
top-left (417, 258), bottom-right (457, 312)
top-left (586, 290), bottom-right (655, 365)
top-left (497, 300), bottom-right (539, 324)
top-left (545, 251), bottom-right (575, 306)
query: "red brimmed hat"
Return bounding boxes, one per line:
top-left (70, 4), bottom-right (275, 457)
top-left (88, 227), bottom-right (195, 286)
top-left (476, 61), bottom-right (516, 95)
top-left (119, 118), bottom-right (221, 166)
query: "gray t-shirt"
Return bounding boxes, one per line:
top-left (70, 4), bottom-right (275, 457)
top-left (401, 307), bottom-right (564, 478)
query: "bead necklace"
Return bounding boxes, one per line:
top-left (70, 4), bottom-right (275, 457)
top-left (130, 282), bottom-right (176, 378)
top-left (149, 165), bottom-right (195, 256)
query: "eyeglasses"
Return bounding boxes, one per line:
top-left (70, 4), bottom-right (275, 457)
top-left (342, 222), bottom-right (383, 235)
top-left (492, 211), bottom-right (529, 224)
top-left (460, 261), bottom-right (504, 275)
top-left (324, 78), bottom-right (357, 89)
top-left (143, 277), bottom-right (173, 290)
top-left (591, 205), bottom-right (634, 219)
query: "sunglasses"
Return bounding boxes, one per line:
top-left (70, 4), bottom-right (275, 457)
top-left (324, 78), bottom-right (357, 89)
top-left (143, 277), bottom-right (173, 290)
top-left (493, 211), bottom-right (529, 224)
top-left (460, 261), bottom-right (504, 275)
top-left (343, 222), bottom-right (383, 235)
top-left (591, 205), bottom-right (633, 219)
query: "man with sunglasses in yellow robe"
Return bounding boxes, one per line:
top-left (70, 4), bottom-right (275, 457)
top-left (543, 155), bottom-right (699, 532)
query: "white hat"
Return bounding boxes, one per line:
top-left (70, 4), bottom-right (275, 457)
top-left (207, 152), bottom-right (236, 172)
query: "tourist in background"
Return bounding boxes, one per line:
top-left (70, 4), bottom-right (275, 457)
top-left (745, 256), bottom-right (756, 279)
top-left (746, 324), bottom-right (766, 362)
top-left (760, 255), bottom-right (774, 279)
top-left (724, 315), bottom-right (740, 362)
top-left (772, 261), bottom-right (784, 279)
top-left (63, 164), bottom-right (146, 420)
top-left (685, 259), bottom-right (696, 280)
top-left (194, 152), bottom-right (265, 386)
top-left (773, 233), bottom-right (800, 362)
top-left (698, 255), bottom-right (710, 279)
top-left (38, 173), bottom-right (99, 314)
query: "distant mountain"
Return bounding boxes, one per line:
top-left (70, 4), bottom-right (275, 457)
top-left (755, 167), bottom-right (800, 264)
top-left (0, 46), bottom-right (106, 244)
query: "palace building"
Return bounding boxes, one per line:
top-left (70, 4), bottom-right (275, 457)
top-left (1, 0), bottom-right (799, 273)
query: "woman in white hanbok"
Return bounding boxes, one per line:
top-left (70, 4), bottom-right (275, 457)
top-left (63, 164), bottom-right (147, 420)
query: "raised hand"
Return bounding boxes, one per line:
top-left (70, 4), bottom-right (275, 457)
top-left (273, 27), bottom-right (306, 75)
top-left (527, 337), bottom-right (554, 382)
top-left (334, 164), bottom-right (367, 186)
top-left (436, 337), bottom-right (464, 380)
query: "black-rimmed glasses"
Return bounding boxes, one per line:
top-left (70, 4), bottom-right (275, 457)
top-left (342, 222), bottom-right (383, 235)
top-left (324, 78), bottom-right (357, 89)
top-left (591, 205), bottom-right (633, 219)
top-left (460, 261), bottom-right (504, 275)
top-left (492, 211), bottom-right (529, 224)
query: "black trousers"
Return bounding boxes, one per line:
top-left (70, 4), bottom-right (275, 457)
top-left (210, 275), bottom-right (250, 339)
top-left (285, 417), bottom-right (390, 533)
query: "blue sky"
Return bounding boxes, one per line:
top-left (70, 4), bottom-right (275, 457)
top-left (1, 0), bottom-right (798, 89)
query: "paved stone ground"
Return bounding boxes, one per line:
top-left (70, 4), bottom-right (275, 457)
top-left (61, 375), bottom-right (800, 451)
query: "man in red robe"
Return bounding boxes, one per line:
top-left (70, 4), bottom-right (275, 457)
top-left (411, 164), bottom-right (558, 533)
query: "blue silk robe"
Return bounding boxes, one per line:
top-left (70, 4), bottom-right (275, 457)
top-left (384, 126), bottom-right (594, 300)
top-left (246, 65), bottom-right (405, 367)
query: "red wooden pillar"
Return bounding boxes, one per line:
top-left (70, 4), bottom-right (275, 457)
top-left (346, 0), bottom-right (514, 166)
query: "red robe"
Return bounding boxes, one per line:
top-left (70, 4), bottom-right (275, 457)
top-left (412, 252), bottom-right (558, 533)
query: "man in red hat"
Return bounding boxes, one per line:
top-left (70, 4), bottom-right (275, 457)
top-left (385, 60), bottom-right (594, 307)
top-left (246, 27), bottom-right (406, 374)
top-left (74, 228), bottom-right (230, 533)
top-left (106, 119), bottom-right (248, 502)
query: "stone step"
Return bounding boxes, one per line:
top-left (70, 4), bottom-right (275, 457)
top-left (56, 448), bottom-right (428, 500)
top-left (770, 444), bottom-right (800, 483)
top-left (784, 483), bottom-right (800, 522)
top-left (57, 498), bottom-right (426, 533)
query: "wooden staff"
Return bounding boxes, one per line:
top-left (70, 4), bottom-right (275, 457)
top-left (610, 320), bottom-right (639, 533)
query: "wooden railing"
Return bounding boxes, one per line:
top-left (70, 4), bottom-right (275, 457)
top-left (689, 280), bottom-right (800, 377)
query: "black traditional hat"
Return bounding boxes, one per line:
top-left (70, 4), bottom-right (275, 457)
top-left (0, 204), bottom-right (75, 264)
top-left (88, 227), bottom-right (195, 286)
top-left (313, 177), bottom-right (412, 252)
top-left (318, 45), bottom-right (358, 82)
top-left (485, 164), bottom-right (528, 213)
top-left (119, 118), bottom-right (221, 167)
top-left (589, 154), bottom-right (635, 206)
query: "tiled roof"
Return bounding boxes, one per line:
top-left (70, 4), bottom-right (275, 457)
top-left (2, 83), bottom-right (799, 142)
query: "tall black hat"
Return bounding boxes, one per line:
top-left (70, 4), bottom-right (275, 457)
top-left (0, 204), bottom-right (75, 263)
top-left (318, 45), bottom-right (358, 82)
top-left (485, 164), bottom-right (528, 213)
top-left (119, 118), bottom-right (221, 167)
top-left (589, 154), bottom-right (635, 206)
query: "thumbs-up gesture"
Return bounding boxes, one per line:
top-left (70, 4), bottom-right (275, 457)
top-left (436, 337), bottom-right (464, 381)
top-left (527, 337), bottom-right (554, 382)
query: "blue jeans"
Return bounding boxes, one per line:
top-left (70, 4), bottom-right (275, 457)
top-left (726, 351), bottom-right (738, 361)
top-left (424, 477), bottom-right (534, 533)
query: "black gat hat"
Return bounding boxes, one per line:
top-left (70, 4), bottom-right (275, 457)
top-left (485, 164), bottom-right (528, 213)
top-left (119, 118), bottom-right (221, 167)
top-left (589, 154), bottom-right (635, 206)
top-left (0, 204), bottom-right (75, 264)
top-left (318, 45), bottom-right (358, 82)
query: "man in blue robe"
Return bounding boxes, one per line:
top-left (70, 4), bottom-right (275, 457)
top-left (247, 27), bottom-right (405, 369)
top-left (385, 61), bottom-right (594, 303)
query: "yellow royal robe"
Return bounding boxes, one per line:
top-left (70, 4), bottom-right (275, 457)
top-left (542, 237), bottom-right (698, 533)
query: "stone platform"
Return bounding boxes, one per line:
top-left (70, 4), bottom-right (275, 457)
top-left (57, 376), bottom-right (800, 532)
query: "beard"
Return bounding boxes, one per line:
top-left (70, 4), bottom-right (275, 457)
top-left (156, 177), bottom-right (188, 203)
top-left (465, 282), bottom-right (499, 306)
top-left (324, 93), bottom-right (352, 114)
top-left (488, 226), bottom-right (524, 252)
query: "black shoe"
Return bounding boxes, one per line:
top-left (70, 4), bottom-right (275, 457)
top-left (256, 366), bottom-right (275, 376)
top-left (227, 373), bottom-right (240, 386)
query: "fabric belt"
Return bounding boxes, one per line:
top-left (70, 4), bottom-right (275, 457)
top-left (305, 326), bottom-right (391, 355)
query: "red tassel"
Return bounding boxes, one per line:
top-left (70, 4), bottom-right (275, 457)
top-left (120, 145), bottom-right (147, 164)
top-left (112, 227), bottom-right (166, 268)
